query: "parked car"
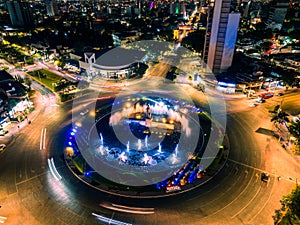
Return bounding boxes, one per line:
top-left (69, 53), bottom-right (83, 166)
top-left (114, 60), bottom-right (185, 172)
top-left (0, 144), bottom-right (6, 152)
top-left (261, 172), bottom-right (270, 182)
top-left (0, 130), bottom-right (8, 136)
top-left (277, 92), bottom-right (284, 96)
top-left (264, 93), bottom-right (274, 99)
top-left (248, 103), bottom-right (258, 107)
top-left (256, 98), bottom-right (266, 103)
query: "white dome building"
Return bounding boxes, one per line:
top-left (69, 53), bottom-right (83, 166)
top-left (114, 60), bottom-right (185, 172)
top-left (79, 48), bottom-right (147, 80)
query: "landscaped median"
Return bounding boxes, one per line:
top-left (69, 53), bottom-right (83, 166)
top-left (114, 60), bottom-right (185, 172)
top-left (27, 69), bottom-right (90, 102)
top-left (27, 69), bottom-right (62, 91)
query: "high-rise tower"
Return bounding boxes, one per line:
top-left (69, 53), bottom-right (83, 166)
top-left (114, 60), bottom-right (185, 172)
top-left (45, 0), bottom-right (55, 17)
top-left (203, 0), bottom-right (240, 74)
top-left (6, 0), bottom-right (34, 27)
top-left (266, 0), bottom-right (289, 31)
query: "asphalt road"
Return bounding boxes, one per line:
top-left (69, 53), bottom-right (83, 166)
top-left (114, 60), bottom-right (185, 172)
top-left (0, 74), bottom-right (300, 225)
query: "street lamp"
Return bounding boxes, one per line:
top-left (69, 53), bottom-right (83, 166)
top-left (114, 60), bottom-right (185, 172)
top-left (37, 71), bottom-right (41, 81)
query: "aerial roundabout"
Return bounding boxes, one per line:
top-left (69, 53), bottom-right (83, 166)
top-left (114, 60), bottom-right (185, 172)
top-left (64, 39), bottom-right (227, 198)
top-left (65, 90), bottom-right (227, 198)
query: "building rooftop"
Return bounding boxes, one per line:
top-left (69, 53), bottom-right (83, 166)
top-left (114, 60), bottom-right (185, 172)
top-left (0, 80), bottom-right (27, 97)
top-left (0, 70), bottom-right (14, 82)
top-left (95, 47), bottom-right (147, 70)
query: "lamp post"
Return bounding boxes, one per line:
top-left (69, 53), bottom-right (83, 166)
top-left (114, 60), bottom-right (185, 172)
top-left (38, 71), bottom-right (41, 81)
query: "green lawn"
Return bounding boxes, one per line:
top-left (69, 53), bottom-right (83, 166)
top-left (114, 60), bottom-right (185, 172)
top-left (28, 69), bottom-right (62, 91)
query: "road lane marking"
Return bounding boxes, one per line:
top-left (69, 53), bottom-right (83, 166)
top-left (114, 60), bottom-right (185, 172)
top-left (248, 176), bottom-right (277, 223)
top-left (230, 186), bottom-right (262, 219)
top-left (229, 159), bottom-right (298, 184)
top-left (229, 159), bottom-right (272, 174)
top-left (207, 170), bottom-right (256, 218)
top-left (16, 171), bottom-right (48, 186)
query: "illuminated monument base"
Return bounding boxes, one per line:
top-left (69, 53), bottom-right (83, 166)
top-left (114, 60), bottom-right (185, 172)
top-left (96, 97), bottom-right (183, 167)
top-left (65, 94), bottom-right (225, 196)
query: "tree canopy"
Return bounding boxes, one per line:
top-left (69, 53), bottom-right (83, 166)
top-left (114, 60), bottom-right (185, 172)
top-left (289, 121), bottom-right (300, 149)
top-left (273, 185), bottom-right (300, 225)
top-left (270, 105), bottom-right (289, 128)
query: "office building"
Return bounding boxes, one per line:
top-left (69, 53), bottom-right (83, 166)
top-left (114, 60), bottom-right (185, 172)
top-left (45, 0), bottom-right (57, 17)
top-left (267, 0), bottom-right (289, 31)
top-left (6, 0), bottom-right (34, 27)
top-left (203, 0), bottom-right (240, 74)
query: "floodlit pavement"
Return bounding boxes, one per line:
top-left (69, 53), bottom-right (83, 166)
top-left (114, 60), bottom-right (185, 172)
top-left (0, 60), bottom-right (299, 225)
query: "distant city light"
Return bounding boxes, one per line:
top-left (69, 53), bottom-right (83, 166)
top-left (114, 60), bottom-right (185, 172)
top-left (150, 1), bottom-right (154, 9)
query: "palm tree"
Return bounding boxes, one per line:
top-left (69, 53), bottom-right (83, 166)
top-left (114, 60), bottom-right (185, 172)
top-left (289, 121), bottom-right (300, 146)
top-left (271, 110), bottom-right (290, 128)
top-left (269, 105), bottom-right (280, 114)
top-left (270, 105), bottom-right (289, 129)
top-left (24, 77), bottom-right (32, 91)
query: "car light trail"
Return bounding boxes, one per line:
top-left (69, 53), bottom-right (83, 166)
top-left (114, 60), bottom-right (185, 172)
top-left (40, 128), bottom-right (47, 150)
top-left (92, 213), bottom-right (132, 225)
top-left (111, 203), bottom-right (155, 212)
top-left (50, 158), bottom-right (62, 180)
top-left (0, 216), bottom-right (7, 223)
top-left (47, 158), bottom-right (62, 181)
top-left (100, 203), bottom-right (155, 215)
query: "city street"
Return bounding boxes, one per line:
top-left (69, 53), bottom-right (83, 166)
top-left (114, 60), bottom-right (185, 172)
top-left (1, 0), bottom-right (300, 224)
top-left (0, 70), bottom-right (299, 224)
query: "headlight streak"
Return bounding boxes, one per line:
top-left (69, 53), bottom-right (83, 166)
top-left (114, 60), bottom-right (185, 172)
top-left (92, 213), bottom-right (132, 225)
top-left (40, 128), bottom-right (47, 150)
top-left (0, 216), bottom-right (7, 224)
top-left (47, 158), bottom-right (62, 181)
top-left (99, 203), bottom-right (155, 214)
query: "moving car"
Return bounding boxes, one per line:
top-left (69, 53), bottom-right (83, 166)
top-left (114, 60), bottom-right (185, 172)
top-left (80, 109), bottom-right (89, 116)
